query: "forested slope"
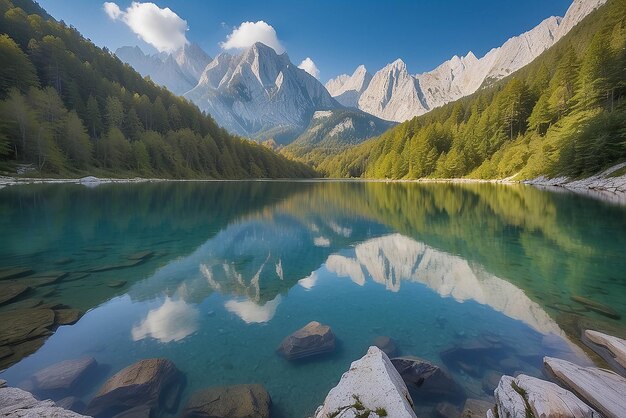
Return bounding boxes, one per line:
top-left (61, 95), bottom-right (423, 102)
top-left (316, 0), bottom-right (626, 180)
top-left (0, 0), bottom-right (315, 178)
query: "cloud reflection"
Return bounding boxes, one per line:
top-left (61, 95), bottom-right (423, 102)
top-left (132, 297), bottom-right (199, 342)
top-left (224, 295), bottom-right (282, 324)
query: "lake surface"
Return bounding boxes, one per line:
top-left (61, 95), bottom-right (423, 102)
top-left (1, 181), bottom-right (625, 417)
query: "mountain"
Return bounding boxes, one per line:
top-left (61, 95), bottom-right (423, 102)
top-left (115, 43), bottom-right (211, 95)
top-left (315, 0), bottom-right (625, 180)
top-left (325, 65), bottom-right (372, 108)
top-left (330, 0), bottom-right (607, 123)
top-left (0, 0), bottom-right (315, 179)
top-left (184, 42), bottom-right (341, 144)
top-left (283, 109), bottom-right (395, 165)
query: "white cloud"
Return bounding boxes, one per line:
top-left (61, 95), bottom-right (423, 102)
top-left (314, 236), bottom-right (330, 247)
top-left (103, 1), bottom-right (189, 53)
top-left (298, 57), bottom-right (320, 79)
top-left (103, 2), bottom-right (122, 19)
top-left (220, 21), bottom-right (285, 53)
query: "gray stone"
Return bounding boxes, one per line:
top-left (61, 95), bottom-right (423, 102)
top-left (544, 356), bottom-right (626, 418)
top-left (87, 358), bottom-right (182, 417)
top-left (0, 309), bottom-right (55, 346)
top-left (181, 384), bottom-right (271, 418)
top-left (277, 321), bottom-right (335, 360)
top-left (0, 386), bottom-right (88, 417)
top-left (583, 329), bottom-right (626, 371)
top-left (314, 347), bottom-right (416, 418)
top-left (31, 357), bottom-right (97, 392)
top-left (55, 396), bottom-right (86, 414)
top-left (391, 356), bottom-right (465, 399)
top-left (54, 309), bottom-right (84, 326)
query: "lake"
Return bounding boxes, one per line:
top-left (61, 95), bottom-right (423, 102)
top-left (1, 181), bottom-right (625, 417)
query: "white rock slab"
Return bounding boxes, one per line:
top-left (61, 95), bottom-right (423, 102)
top-left (493, 375), bottom-right (527, 418)
top-left (515, 374), bottom-right (599, 417)
top-left (584, 330), bottom-right (626, 369)
top-left (0, 386), bottom-right (89, 417)
top-left (544, 356), bottom-right (626, 418)
top-left (314, 346), bottom-right (416, 418)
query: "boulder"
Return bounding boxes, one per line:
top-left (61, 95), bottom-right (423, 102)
top-left (570, 296), bottom-right (620, 320)
top-left (314, 346), bottom-right (416, 418)
top-left (373, 336), bottom-right (398, 357)
top-left (544, 356), bottom-right (626, 418)
top-left (0, 386), bottom-right (88, 417)
top-left (583, 330), bottom-right (626, 372)
top-left (391, 356), bottom-right (465, 400)
top-left (482, 370), bottom-right (502, 394)
top-left (180, 384), bottom-right (271, 418)
top-left (461, 398), bottom-right (493, 418)
top-left (87, 358), bottom-right (182, 417)
top-left (277, 321), bottom-right (335, 360)
top-left (492, 374), bottom-right (599, 418)
top-left (31, 357), bottom-right (97, 393)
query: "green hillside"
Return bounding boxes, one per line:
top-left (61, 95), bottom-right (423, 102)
top-left (0, 0), bottom-right (315, 178)
top-left (282, 109), bottom-right (395, 167)
top-left (316, 0), bottom-right (626, 180)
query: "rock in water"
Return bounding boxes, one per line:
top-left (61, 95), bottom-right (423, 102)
top-left (31, 357), bottom-right (97, 393)
top-left (0, 282), bottom-right (29, 305)
top-left (544, 356), bottom-right (626, 418)
top-left (87, 358), bottom-right (182, 417)
top-left (180, 384), bottom-right (271, 418)
top-left (373, 336), bottom-right (398, 357)
top-left (391, 356), bottom-right (465, 400)
top-left (0, 308), bottom-right (55, 346)
top-left (0, 267), bottom-right (34, 281)
top-left (461, 398), bottom-right (493, 418)
top-left (277, 321), bottom-right (335, 360)
top-left (55, 396), bottom-right (87, 414)
top-left (54, 309), bottom-right (83, 326)
top-left (0, 386), bottom-right (89, 417)
top-left (314, 346), bottom-right (417, 418)
top-left (583, 329), bottom-right (626, 371)
top-left (570, 295), bottom-right (621, 319)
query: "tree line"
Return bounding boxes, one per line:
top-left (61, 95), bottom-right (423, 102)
top-left (315, 0), bottom-right (626, 179)
top-left (0, 0), bottom-right (314, 178)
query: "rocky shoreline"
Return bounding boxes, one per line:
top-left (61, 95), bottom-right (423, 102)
top-left (1, 320), bottom-right (625, 417)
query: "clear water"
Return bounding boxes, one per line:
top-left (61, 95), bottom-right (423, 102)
top-left (1, 181), bottom-right (625, 417)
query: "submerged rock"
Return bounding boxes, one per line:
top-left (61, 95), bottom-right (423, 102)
top-left (461, 398), bottom-right (493, 418)
top-left (0, 386), bottom-right (89, 417)
top-left (54, 309), bottom-right (84, 326)
top-left (107, 281), bottom-right (127, 288)
top-left (277, 321), bottom-right (335, 360)
top-left (0, 282), bottom-right (29, 305)
top-left (55, 396), bottom-right (87, 414)
top-left (127, 251), bottom-right (154, 261)
top-left (391, 356), bottom-right (465, 400)
top-left (180, 384), bottom-right (271, 418)
top-left (570, 296), bottom-right (620, 320)
top-left (544, 356), bottom-right (626, 418)
top-left (0, 308), bottom-right (55, 346)
top-left (31, 357), bottom-right (97, 393)
top-left (373, 336), bottom-right (398, 357)
top-left (314, 346), bottom-right (416, 418)
top-left (492, 374), bottom-right (599, 418)
top-left (0, 267), bottom-right (34, 281)
top-left (87, 358), bottom-right (183, 417)
top-left (435, 401), bottom-right (459, 418)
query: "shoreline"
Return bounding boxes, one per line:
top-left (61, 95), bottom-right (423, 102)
top-left (2, 164), bottom-right (625, 203)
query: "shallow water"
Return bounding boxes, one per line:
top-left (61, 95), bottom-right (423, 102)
top-left (1, 181), bottom-right (625, 417)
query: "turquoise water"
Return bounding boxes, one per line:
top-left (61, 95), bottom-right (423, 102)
top-left (1, 181), bottom-right (625, 417)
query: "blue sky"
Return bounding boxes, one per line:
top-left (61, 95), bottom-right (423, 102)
top-left (38, 0), bottom-right (572, 82)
